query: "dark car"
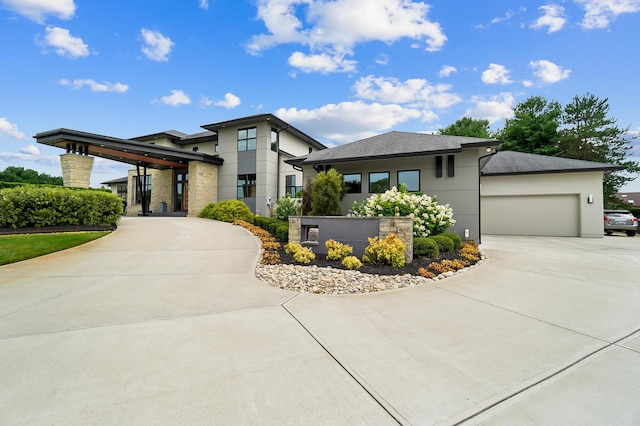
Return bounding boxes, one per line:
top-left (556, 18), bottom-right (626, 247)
top-left (604, 210), bottom-right (638, 236)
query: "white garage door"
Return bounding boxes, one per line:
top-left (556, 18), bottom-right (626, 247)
top-left (482, 194), bottom-right (580, 237)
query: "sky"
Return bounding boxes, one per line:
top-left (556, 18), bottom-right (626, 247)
top-left (1, 0), bottom-right (639, 190)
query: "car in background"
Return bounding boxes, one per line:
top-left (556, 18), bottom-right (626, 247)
top-left (604, 210), bottom-right (638, 236)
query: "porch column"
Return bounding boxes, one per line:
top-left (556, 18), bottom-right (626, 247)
top-left (187, 161), bottom-right (219, 217)
top-left (60, 153), bottom-right (94, 188)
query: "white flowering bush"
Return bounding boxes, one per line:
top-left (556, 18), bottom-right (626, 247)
top-left (349, 185), bottom-right (455, 238)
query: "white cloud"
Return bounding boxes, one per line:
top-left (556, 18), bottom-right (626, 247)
top-left (529, 59), bottom-right (571, 83)
top-left (476, 9), bottom-right (515, 28)
top-left (275, 101), bottom-right (422, 144)
top-left (531, 4), bottom-right (567, 33)
top-left (60, 78), bottom-right (129, 93)
top-left (465, 93), bottom-right (516, 124)
top-left (288, 51), bottom-right (357, 73)
top-left (160, 90), bottom-right (191, 106)
top-left (0, 145), bottom-right (59, 165)
top-left (375, 54), bottom-right (389, 66)
top-left (481, 63), bottom-right (513, 85)
top-left (523, 80), bottom-right (534, 87)
top-left (246, 0), bottom-right (446, 73)
top-left (0, 0), bottom-right (76, 23)
top-left (140, 29), bottom-right (174, 62)
top-left (353, 75), bottom-right (461, 109)
top-left (199, 0), bottom-right (209, 10)
top-left (38, 26), bottom-right (89, 59)
top-left (575, 0), bottom-right (640, 29)
top-left (215, 93), bottom-right (241, 109)
top-left (21, 144), bottom-right (40, 155)
top-left (200, 96), bottom-right (214, 107)
top-left (0, 117), bottom-right (27, 139)
top-left (439, 65), bottom-right (457, 78)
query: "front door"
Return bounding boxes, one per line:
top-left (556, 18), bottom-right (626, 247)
top-left (175, 170), bottom-right (189, 212)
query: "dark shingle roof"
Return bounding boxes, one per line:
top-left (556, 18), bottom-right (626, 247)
top-left (296, 131), bottom-right (501, 166)
top-left (481, 151), bottom-right (625, 176)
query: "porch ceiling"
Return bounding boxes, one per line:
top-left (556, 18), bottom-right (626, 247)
top-left (35, 128), bottom-right (223, 170)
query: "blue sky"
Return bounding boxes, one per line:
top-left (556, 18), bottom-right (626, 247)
top-left (1, 0), bottom-right (639, 190)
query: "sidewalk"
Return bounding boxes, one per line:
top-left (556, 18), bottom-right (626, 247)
top-left (1, 217), bottom-right (639, 424)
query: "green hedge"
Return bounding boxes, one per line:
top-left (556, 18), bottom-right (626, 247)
top-left (0, 186), bottom-right (123, 228)
top-left (413, 237), bottom-right (440, 258)
top-left (441, 232), bottom-right (462, 249)
top-left (427, 235), bottom-right (454, 252)
top-left (255, 216), bottom-right (289, 242)
top-left (199, 200), bottom-right (254, 224)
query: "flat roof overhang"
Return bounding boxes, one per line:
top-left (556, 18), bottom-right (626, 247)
top-left (35, 128), bottom-right (223, 170)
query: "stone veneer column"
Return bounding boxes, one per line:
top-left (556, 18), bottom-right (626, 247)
top-left (60, 153), bottom-right (94, 188)
top-left (379, 217), bottom-right (414, 263)
top-left (187, 161), bottom-right (219, 217)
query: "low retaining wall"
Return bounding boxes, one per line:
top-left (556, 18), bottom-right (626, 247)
top-left (288, 216), bottom-right (413, 263)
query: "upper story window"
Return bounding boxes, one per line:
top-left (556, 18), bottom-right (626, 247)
top-left (343, 173), bottom-right (362, 194)
top-left (238, 127), bottom-right (257, 151)
top-left (271, 128), bottom-right (278, 152)
top-left (398, 170), bottom-right (420, 192)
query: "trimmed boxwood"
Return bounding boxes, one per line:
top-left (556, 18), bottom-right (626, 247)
top-left (0, 186), bottom-right (122, 228)
top-left (254, 216), bottom-right (289, 242)
top-left (199, 200), bottom-right (254, 224)
top-left (427, 235), bottom-right (454, 252)
top-left (413, 237), bottom-right (440, 258)
top-left (441, 232), bottom-right (462, 250)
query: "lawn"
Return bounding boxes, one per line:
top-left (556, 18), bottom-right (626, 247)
top-left (0, 232), bottom-right (110, 265)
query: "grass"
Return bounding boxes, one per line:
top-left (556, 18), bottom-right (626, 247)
top-left (0, 232), bottom-right (110, 266)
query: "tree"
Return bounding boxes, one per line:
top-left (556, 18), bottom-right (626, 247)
top-left (499, 96), bottom-right (562, 155)
top-left (439, 117), bottom-right (491, 138)
top-left (558, 93), bottom-right (639, 205)
top-left (311, 169), bottom-right (345, 216)
top-left (0, 166), bottom-right (63, 185)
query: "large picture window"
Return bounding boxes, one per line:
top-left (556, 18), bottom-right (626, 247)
top-left (237, 174), bottom-right (256, 198)
top-left (343, 173), bottom-right (362, 194)
top-left (237, 127), bottom-right (257, 151)
top-left (369, 172), bottom-right (389, 193)
top-left (398, 170), bottom-right (420, 192)
top-left (134, 175), bottom-right (151, 205)
top-left (285, 175), bottom-right (302, 197)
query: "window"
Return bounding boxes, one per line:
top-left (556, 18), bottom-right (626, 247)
top-left (448, 155), bottom-right (455, 177)
top-left (116, 184), bottom-right (127, 202)
top-left (343, 173), bottom-right (362, 194)
top-left (237, 174), bottom-right (256, 198)
top-left (369, 172), bottom-right (389, 193)
top-left (285, 175), bottom-right (302, 197)
top-left (237, 127), bottom-right (257, 151)
top-left (398, 170), bottom-right (420, 192)
top-left (436, 156), bottom-right (443, 178)
top-left (271, 128), bottom-right (278, 152)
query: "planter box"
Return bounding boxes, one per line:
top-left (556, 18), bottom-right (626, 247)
top-left (289, 216), bottom-right (413, 263)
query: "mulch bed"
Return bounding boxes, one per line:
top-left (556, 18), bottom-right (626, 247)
top-left (277, 245), bottom-right (474, 276)
top-left (0, 225), bottom-right (117, 235)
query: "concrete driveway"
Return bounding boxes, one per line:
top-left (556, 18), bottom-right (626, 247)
top-left (1, 217), bottom-right (639, 425)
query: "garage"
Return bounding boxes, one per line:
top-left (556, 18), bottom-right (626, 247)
top-left (480, 151), bottom-right (624, 238)
top-left (482, 194), bottom-right (580, 237)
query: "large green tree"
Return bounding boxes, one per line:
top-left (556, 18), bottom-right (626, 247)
top-left (558, 93), bottom-right (639, 205)
top-left (439, 117), bottom-right (491, 138)
top-left (311, 169), bottom-right (345, 216)
top-left (499, 96), bottom-right (562, 155)
top-left (0, 166), bottom-right (63, 185)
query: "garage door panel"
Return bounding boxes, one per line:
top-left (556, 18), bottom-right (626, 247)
top-left (482, 194), bottom-right (580, 237)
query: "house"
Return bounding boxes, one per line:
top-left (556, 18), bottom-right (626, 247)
top-left (35, 114), bottom-right (326, 217)
top-left (287, 131), bottom-right (502, 241)
top-left (480, 151), bottom-right (624, 237)
top-left (615, 192), bottom-right (640, 207)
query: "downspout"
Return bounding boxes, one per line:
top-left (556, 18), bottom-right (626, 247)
top-left (477, 147), bottom-right (500, 244)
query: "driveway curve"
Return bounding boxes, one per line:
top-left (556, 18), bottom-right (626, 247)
top-left (1, 217), bottom-right (639, 425)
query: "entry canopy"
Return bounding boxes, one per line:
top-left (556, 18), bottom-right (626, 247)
top-left (35, 128), bottom-right (223, 170)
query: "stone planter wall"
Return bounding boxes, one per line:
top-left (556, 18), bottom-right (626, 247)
top-left (289, 216), bottom-right (413, 263)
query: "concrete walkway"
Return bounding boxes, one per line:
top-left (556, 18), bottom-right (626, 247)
top-left (1, 217), bottom-right (639, 425)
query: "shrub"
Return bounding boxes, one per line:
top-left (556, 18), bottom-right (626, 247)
top-left (311, 169), bottom-right (345, 216)
top-left (275, 193), bottom-right (301, 221)
top-left (428, 235), bottom-right (454, 252)
top-left (342, 256), bottom-right (363, 270)
top-left (349, 185), bottom-right (455, 237)
top-left (460, 241), bottom-right (480, 262)
top-left (284, 241), bottom-right (302, 254)
top-left (275, 223), bottom-right (289, 242)
top-left (362, 233), bottom-right (406, 267)
top-left (442, 232), bottom-right (462, 250)
top-left (413, 237), bottom-right (440, 258)
top-left (0, 186), bottom-right (122, 228)
top-left (199, 200), bottom-right (254, 224)
top-left (293, 246), bottom-right (316, 264)
top-left (417, 267), bottom-right (435, 279)
top-left (325, 239), bottom-right (353, 261)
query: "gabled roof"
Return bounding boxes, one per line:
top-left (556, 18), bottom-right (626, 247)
top-left (290, 131), bottom-right (501, 166)
top-left (201, 113), bottom-right (327, 151)
top-left (131, 130), bottom-right (217, 146)
top-left (101, 176), bottom-right (128, 185)
top-left (481, 151), bottom-right (625, 176)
